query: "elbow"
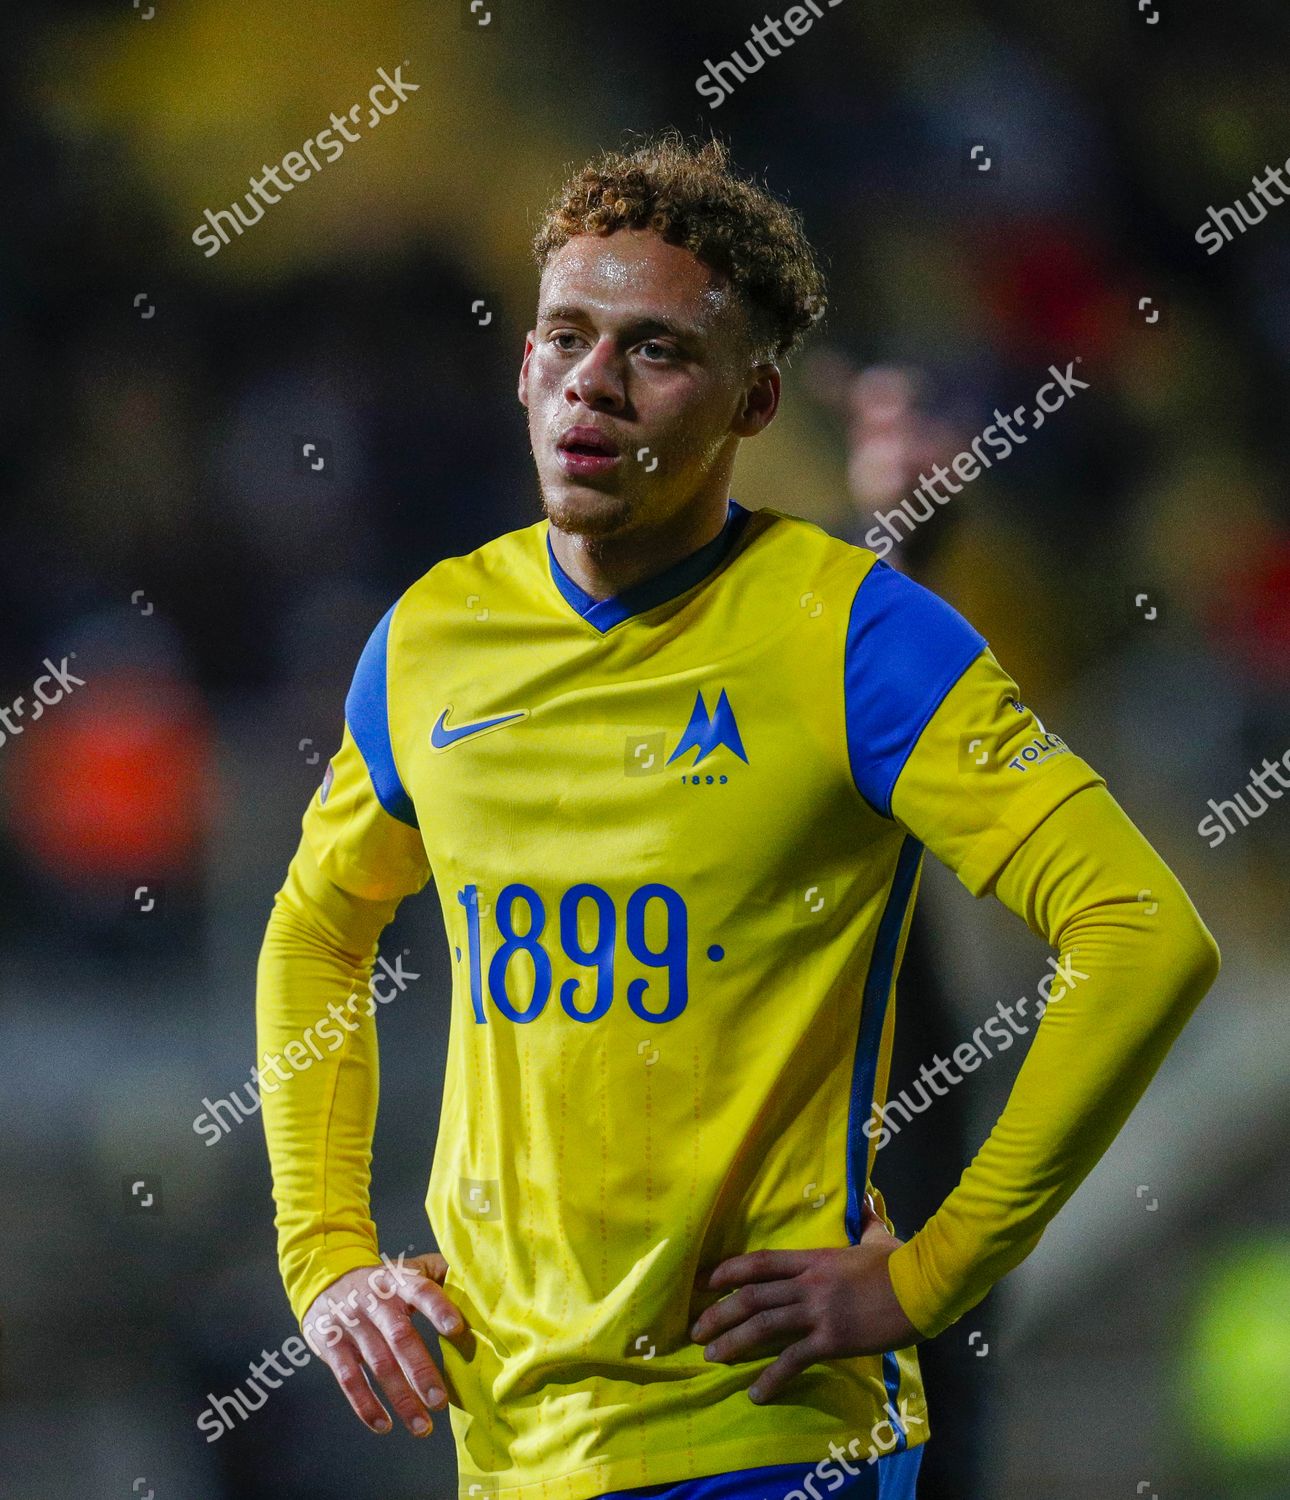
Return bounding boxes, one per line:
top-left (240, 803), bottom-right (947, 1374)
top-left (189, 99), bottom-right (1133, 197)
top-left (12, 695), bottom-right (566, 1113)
top-left (1175, 908), bottom-right (1222, 1005)
top-left (1195, 919), bottom-right (1221, 990)
top-left (1128, 893), bottom-right (1222, 1030)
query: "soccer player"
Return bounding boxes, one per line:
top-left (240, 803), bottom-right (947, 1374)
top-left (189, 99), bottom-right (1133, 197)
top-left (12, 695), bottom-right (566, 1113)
top-left (257, 131), bottom-right (1220, 1499)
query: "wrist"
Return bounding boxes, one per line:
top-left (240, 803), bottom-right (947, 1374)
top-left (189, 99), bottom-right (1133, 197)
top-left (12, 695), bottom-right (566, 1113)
top-left (288, 1242), bottom-right (384, 1328)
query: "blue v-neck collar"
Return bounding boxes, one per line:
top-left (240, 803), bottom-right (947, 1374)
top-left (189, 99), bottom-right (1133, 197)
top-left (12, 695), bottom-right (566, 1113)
top-left (545, 498), bottom-right (752, 634)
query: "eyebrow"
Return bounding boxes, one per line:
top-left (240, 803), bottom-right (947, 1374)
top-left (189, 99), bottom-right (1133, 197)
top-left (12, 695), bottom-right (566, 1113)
top-left (536, 304), bottom-right (706, 343)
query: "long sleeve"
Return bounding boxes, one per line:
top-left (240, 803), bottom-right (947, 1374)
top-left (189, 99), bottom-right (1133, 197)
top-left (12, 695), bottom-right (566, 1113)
top-left (256, 832), bottom-right (405, 1325)
top-left (885, 782), bottom-right (1221, 1337)
top-left (257, 600), bottom-right (432, 1325)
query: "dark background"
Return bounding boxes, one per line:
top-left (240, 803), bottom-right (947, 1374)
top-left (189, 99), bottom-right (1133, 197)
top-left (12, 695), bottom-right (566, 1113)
top-left (1, 1), bottom-right (1288, 1496)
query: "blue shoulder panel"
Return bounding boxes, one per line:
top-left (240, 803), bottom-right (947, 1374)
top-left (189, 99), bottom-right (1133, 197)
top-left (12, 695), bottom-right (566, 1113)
top-left (844, 561), bottom-right (986, 818)
top-left (344, 602), bottom-right (419, 829)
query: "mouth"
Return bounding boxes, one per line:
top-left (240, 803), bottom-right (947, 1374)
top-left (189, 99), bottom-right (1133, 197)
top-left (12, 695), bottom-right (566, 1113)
top-left (556, 425), bottom-right (623, 478)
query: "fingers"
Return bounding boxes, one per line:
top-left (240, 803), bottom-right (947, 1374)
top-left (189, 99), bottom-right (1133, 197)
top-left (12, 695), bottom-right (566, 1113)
top-left (314, 1295), bottom-right (450, 1439)
top-left (691, 1279), bottom-right (796, 1344)
top-left (408, 1251), bottom-right (450, 1283)
top-left (707, 1249), bottom-right (812, 1293)
top-left (304, 1251), bottom-right (466, 1440)
top-left (349, 1316), bottom-right (438, 1437)
top-left (373, 1255), bottom-right (464, 1336)
top-left (324, 1341), bottom-right (394, 1434)
top-left (701, 1303), bottom-right (809, 1367)
top-left (404, 1272), bottom-right (464, 1336)
top-left (371, 1301), bottom-right (451, 1416)
top-left (747, 1334), bottom-right (823, 1405)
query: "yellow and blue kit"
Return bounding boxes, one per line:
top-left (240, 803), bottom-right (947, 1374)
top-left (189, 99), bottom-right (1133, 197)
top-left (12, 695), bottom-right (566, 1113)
top-left (258, 497), bottom-right (1219, 1498)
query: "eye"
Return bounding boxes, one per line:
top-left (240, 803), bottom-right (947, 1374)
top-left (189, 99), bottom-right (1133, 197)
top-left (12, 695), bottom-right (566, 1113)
top-left (638, 340), bottom-right (676, 361)
top-left (550, 330), bottom-right (583, 352)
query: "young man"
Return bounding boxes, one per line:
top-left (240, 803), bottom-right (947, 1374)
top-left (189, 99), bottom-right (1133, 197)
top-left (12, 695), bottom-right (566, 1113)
top-left (257, 132), bottom-right (1220, 1499)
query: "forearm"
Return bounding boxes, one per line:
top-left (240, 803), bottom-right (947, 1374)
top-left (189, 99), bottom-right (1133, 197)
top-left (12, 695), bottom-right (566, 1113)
top-left (256, 833), bottom-right (401, 1324)
top-left (886, 785), bottom-right (1221, 1338)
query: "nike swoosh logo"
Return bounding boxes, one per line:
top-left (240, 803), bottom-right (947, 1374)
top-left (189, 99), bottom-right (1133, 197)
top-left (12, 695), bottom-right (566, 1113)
top-left (430, 707), bottom-right (527, 749)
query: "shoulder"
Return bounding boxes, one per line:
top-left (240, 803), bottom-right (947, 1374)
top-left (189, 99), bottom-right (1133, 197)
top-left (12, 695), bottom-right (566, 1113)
top-left (348, 517), bottom-right (551, 675)
top-left (389, 517), bottom-right (550, 632)
top-left (729, 505), bottom-right (891, 623)
top-left (844, 557), bottom-right (985, 662)
top-left (342, 517), bottom-right (547, 795)
top-left (840, 558), bottom-right (988, 817)
top-left (742, 504), bottom-right (875, 573)
top-left (733, 504), bottom-right (982, 653)
top-left (743, 505), bottom-right (984, 679)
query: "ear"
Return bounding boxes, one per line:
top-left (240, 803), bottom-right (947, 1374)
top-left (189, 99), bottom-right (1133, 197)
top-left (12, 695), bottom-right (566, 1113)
top-left (732, 363), bottom-right (781, 438)
top-left (517, 332), bottom-right (535, 408)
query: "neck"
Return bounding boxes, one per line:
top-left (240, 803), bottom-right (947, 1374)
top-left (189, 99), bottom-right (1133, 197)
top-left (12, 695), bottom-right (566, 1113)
top-left (548, 496), bottom-right (731, 601)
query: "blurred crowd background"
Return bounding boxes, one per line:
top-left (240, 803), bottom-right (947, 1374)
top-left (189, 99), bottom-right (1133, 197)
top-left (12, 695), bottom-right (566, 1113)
top-left (1, 1), bottom-right (1287, 1496)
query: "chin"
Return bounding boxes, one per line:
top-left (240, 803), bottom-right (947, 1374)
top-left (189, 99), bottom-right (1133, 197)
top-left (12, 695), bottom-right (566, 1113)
top-left (541, 483), bottom-right (634, 537)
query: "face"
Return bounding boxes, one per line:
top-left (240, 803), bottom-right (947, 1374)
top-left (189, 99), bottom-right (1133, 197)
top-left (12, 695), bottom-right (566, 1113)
top-left (518, 228), bottom-right (779, 540)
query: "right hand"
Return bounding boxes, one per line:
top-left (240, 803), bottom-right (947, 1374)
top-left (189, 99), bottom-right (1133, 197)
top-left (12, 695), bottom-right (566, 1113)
top-left (302, 1251), bottom-right (466, 1438)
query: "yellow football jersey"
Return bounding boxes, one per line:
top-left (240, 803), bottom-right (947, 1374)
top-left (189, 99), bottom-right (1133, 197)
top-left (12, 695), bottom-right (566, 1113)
top-left (291, 497), bottom-right (1105, 1497)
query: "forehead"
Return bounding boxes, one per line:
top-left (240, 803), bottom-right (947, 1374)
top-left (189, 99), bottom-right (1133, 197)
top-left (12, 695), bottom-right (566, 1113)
top-left (537, 229), bottom-right (737, 330)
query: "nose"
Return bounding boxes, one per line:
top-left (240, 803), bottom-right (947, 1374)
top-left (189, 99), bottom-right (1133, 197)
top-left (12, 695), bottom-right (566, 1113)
top-left (566, 335), bottom-right (625, 411)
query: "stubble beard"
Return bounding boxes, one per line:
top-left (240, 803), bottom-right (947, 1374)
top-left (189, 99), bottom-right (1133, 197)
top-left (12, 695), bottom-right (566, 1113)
top-left (538, 471), bottom-right (638, 547)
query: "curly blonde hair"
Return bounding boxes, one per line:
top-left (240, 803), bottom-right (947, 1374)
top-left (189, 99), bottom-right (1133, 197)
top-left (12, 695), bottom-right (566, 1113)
top-left (531, 130), bottom-right (827, 364)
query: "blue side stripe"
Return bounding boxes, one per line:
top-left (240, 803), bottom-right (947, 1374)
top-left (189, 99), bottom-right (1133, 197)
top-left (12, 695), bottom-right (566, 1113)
top-left (844, 560), bottom-right (986, 817)
top-left (881, 1350), bottom-right (908, 1456)
top-left (844, 834), bottom-right (923, 1246)
top-left (344, 603), bottom-right (419, 829)
top-left (844, 835), bottom-right (923, 1458)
